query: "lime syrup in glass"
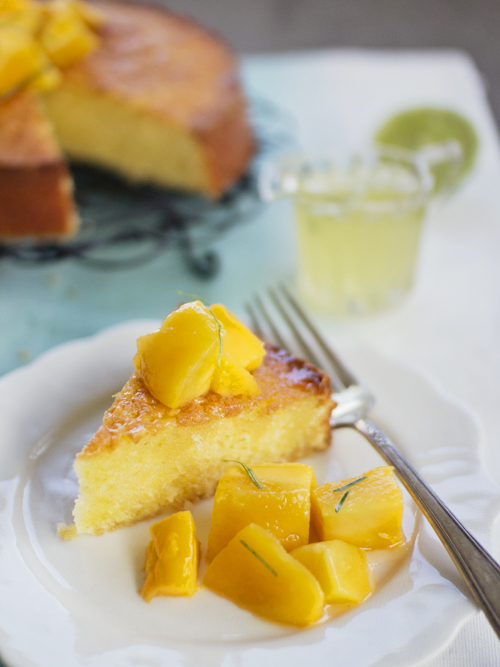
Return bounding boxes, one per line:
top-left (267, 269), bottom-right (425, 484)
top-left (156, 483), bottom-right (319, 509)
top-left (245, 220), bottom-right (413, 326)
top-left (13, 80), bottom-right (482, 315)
top-left (293, 158), bottom-right (426, 316)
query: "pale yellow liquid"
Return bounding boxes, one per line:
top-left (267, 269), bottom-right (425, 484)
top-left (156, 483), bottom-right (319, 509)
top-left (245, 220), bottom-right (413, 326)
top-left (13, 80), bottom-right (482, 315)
top-left (295, 165), bottom-right (425, 316)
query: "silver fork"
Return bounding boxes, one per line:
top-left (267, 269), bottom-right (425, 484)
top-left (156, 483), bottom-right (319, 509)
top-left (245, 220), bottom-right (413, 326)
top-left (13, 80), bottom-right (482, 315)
top-left (246, 284), bottom-right (500, 640)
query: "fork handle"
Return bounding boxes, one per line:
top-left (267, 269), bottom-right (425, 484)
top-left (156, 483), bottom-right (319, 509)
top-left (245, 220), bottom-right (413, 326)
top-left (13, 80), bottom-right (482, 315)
top-left (346, 417), bottom-right (500, 639)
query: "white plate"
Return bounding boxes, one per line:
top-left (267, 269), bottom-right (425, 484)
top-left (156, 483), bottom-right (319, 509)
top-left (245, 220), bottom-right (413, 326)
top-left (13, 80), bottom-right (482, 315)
top-left (0, 321), bottom-right (499, 667)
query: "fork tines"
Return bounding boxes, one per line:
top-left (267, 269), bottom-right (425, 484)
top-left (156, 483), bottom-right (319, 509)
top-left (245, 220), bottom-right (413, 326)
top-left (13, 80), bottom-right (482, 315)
top-left (246, 285), bottom-right (357, 393)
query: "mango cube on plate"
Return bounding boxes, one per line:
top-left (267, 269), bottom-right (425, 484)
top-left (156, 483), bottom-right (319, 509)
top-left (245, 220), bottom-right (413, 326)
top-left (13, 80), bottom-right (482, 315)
top-left (140, 511), bottom-right (199, 602)
top-left (291, 540), bottom-right (372, 604)
top-left (203, 523), bottom-right (324, 626)
top-left (206, 462), bottom-right (316, 562)
top-left (311, 466), bottom-right (404, 549)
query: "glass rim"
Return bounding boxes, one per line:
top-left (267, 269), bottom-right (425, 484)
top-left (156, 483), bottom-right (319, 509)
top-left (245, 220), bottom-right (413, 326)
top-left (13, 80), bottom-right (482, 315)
top-left (259, 144), bottom-right (438, 214)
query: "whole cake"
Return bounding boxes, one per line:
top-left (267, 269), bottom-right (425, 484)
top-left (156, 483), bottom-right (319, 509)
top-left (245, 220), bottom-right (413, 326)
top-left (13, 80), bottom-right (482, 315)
top-left (0, 0), bottom-right (254, 239)
top-left (67, 303), bottom-right (334, 536)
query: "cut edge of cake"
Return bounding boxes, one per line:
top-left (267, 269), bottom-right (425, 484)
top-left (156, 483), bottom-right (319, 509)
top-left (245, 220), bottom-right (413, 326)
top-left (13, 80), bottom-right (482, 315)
top-left (0, 90), bottom-right (79, 239)
top-left (67, 344), bottom-right (334, 536)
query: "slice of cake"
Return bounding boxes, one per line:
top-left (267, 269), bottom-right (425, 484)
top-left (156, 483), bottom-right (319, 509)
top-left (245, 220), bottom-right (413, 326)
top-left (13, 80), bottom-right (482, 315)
top-left (0, 90), bottom-right (78, 238)
top-left (72, 344), bottom-right (334, 536)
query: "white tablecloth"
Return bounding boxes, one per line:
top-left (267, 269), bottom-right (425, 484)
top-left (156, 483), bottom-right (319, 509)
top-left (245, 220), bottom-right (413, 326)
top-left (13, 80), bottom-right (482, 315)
top-left (237, 49), bottom-right (500, 666)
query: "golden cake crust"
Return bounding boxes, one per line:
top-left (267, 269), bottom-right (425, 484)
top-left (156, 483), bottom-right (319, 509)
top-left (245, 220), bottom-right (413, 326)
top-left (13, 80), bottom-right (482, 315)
top-left (80, 345), bottom-right (333, 458)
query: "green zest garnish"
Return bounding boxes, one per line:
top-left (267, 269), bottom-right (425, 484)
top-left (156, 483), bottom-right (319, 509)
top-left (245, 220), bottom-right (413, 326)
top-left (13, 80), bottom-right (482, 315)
top-left (177, 291), bottom-right (223, 367)
top-left (240, 540), bottom-right (278, 577)
top-left (333, 476), bottom-right (368, 494)
top-left (223, 460), bottom-right (263, 490)
top-left (335, 490), bottom-right (350, 513)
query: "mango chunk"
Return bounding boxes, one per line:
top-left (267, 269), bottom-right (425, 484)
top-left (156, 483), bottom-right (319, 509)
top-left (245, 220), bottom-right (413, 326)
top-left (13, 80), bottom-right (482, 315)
top-left (210, 350), bottom-right (260, 397)
top-left (140, 511), bottom-right (199, 602)
top-left (210, 304), bottom-right (266, 371)
top-left (134, 300), bottom-right (221, 409)
top-left (311, 467), bottom-right (404, 549)
top-left (207, 462), bottom-right (316, 562)
top-left (204, 523), bottom-right (324, 626)
top-left (0, 26), bottom-right (40, 96)
top-left (40, 1), bottom-right (99, 69)
top-left (291, 540), bottom-right (372, 604)
top-left (0, 0), bottom-right (43, 33)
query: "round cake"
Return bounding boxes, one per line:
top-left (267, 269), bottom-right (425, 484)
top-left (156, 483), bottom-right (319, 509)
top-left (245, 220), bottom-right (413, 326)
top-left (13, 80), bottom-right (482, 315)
top-left (0, 0), bottom-right (254, 238)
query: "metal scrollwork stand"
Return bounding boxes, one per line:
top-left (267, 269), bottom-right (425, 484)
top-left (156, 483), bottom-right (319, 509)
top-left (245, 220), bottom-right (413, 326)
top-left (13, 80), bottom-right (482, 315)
top-left (0, 99), bottom-right (295, 279)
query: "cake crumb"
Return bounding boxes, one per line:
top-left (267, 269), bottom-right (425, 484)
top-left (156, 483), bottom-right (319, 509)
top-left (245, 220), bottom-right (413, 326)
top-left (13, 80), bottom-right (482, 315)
top-left (57, 523), bottom-right (78, 540)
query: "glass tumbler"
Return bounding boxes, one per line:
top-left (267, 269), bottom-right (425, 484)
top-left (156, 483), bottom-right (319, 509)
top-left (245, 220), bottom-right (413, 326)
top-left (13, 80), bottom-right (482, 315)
top-left (260, 144), bottom-right (461, 317)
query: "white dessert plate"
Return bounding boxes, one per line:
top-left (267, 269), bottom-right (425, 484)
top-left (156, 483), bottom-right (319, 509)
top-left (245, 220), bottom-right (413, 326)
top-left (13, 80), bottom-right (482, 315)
top-left (0, 321), bottom-right (499, 667)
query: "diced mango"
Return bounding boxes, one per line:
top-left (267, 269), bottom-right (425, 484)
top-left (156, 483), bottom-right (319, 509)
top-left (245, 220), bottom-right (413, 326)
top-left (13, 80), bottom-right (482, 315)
top-left (204, 523), bottom-right (324, 626)
top-left (140, 511), bottom-right (199, 602)
top-left (210, 350), bottom-right (260, 397)
top-left (134, 300), bottom-right (221, 409)
top-left (209, 304), bottom-right (266, 371)
top-left (207, 462), bottom-right (316, 562)
top-left (311, 467), bottom-right (404, 549)
top-left (0, 26), bottom-right (40, 96)
top-left (291, 540), bottom-right (372, 604)
top-left (0, 0), bottom-right (43, 33)
top-left (39, 1), bottom-right (99, 69)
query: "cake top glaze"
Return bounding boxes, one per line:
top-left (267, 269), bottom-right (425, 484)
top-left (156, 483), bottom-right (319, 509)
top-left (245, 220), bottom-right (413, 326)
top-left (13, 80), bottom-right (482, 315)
top-left (81, 344), bottom-right (334, 457)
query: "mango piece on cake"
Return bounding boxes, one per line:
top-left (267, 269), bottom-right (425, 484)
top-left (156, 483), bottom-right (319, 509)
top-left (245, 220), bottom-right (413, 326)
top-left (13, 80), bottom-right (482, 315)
top-left (0, 27), bottom-right (41, 96)
top-left (203, 523), bottom-right (324, 626)
top-left (291, 540), bottom-right (372, 604)
top-left (0, 0), bottom-right (43, 33)
top-left (209, 303), bottom-right (265, 371)
top-left (134, 300), bottom-right (221, 409)
top-left (206, 462), bottom-right (316, 562)
top-left (140, 511), bottom-right (199, 602)
top-left (40, 0), bottom-right (99, 69)
top-left (210, 350), bottom-right (260, 397)
top-left (311, 466), bottom-right (404, 549)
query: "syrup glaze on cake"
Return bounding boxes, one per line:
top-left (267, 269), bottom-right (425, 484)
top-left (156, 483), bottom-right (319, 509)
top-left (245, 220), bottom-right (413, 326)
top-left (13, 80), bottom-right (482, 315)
top-left (72, 345), bottom-right (334, 536)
